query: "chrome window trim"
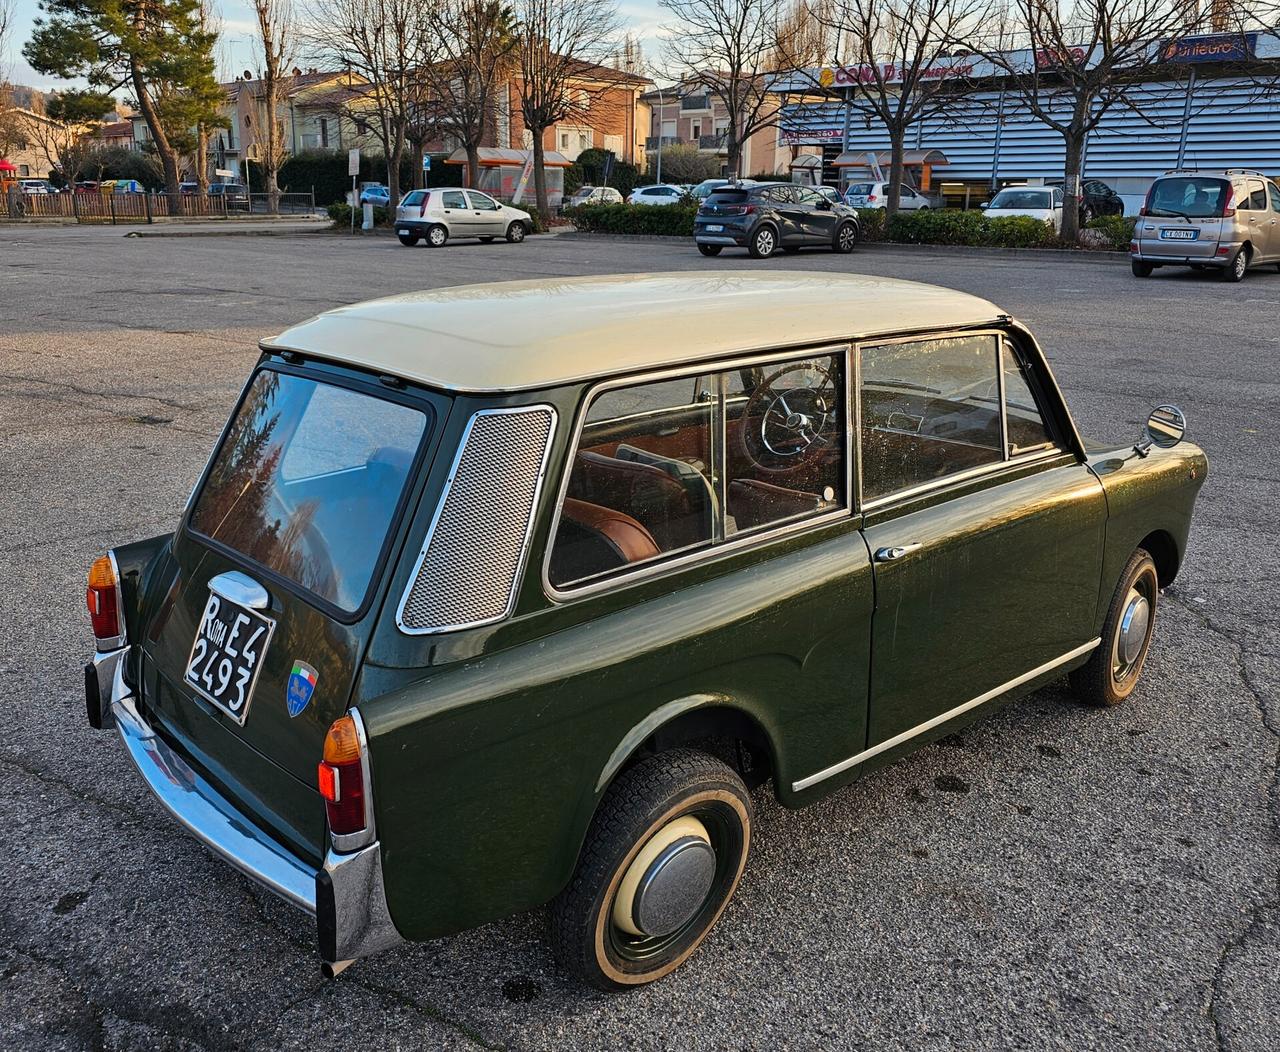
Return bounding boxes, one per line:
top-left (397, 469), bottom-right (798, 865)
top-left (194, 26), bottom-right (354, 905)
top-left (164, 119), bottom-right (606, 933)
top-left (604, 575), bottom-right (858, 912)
top-left (395, 405), bottom-right (558, 635)
top-left (856, 328), bottom-right (1070, 512)
top-left (791, 637), bottom-right (1102, 792)
top-left (542, 344), bottom-right (853, 603)
top-left (330, 706), bottom-right (376, 853)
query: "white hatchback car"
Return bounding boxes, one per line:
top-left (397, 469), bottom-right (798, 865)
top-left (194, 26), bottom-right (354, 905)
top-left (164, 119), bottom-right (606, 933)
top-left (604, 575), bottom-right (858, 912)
top-left (628, 184), bottom-right (687, 206)
top-left (394, 188), bottom-right (533, 247)
top-left (843, 182), bottom-right (930, 210)
top-left (982, 185), bottom-right (1064, 232)
top-left (567, 186), bottom-right (624, 207)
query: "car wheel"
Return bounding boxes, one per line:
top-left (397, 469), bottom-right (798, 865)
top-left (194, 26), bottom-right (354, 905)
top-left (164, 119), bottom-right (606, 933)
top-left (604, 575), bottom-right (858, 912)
top-left (548, 748), bottom-right (752, 991)
top-left (506, 221), bottom-right (527, 243)
top-left (1223, 246), bottom-right (1248, 282)
top-left (396, 233), bottom-right (419, 247)
top-left (426, 224), bottom-right (448, 248)
top-left (747, 225), bottom-right (777, 258)
top-left (833, 221), bottom-right (859, 254)
top-left (697, 244), bottom-right (722, 257)
top-left (1131, 260), bottom-right (1153, 278)
top-left (1069, 549), bottom-right (1159, 707)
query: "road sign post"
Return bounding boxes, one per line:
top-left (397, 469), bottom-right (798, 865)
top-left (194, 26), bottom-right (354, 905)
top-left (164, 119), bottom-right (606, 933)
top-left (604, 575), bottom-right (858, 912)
top-left (423, 153), bottom-right (431, 188)
top-left (348, 149), bottom-right (360, 234)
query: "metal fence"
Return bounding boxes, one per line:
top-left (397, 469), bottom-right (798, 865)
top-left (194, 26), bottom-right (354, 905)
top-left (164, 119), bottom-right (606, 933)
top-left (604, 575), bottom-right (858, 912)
top-left (3, 189), bottom-right (317, 223)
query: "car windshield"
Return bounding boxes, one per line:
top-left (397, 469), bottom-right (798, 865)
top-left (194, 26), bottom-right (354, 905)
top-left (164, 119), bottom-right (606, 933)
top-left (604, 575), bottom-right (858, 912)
top-left (845, 183), bottom-right (874, 195)
top-left (1148, 177), bottom-right (1229, 218)
top-left (189, 370), bottom-right (430, 614)
top-left (990, 189), bottom-right (1052, 209)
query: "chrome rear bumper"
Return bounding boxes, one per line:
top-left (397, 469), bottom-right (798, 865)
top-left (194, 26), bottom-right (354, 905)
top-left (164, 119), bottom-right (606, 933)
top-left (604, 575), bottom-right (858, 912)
top-left (102, 656), bottom-right (402, 969)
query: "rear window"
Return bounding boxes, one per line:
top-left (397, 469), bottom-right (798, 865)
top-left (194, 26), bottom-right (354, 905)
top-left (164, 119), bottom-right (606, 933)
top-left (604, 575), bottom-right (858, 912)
top-left (705, 189), bottom-right (750, 206)
top-left (845, 183), bottom-right (874, 195)
top-left (1148, 177), bottom-right (1228, 218)
top-left (189, 370), bottom-right (429, 615)
top-left (401, 190), bottom-right (426, 206)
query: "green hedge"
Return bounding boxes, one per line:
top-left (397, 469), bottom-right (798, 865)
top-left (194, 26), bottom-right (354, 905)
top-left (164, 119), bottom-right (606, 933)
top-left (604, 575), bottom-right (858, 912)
top-left (886, 208), bottom-right (1062, 248)
top-left (566, 202), bottom-right (698, 236)
top-left (1086, 214), bottom-right (1138, 251)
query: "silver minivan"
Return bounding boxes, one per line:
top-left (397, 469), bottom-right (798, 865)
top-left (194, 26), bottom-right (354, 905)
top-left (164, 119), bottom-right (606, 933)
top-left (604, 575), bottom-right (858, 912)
top-left (395, 188), bottom-right (533, 247)
top-left (1132, 169), bottom-right (1280, 281)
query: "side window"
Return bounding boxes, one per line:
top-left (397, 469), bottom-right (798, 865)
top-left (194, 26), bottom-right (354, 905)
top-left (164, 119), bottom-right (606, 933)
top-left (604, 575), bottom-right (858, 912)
top-left (1052, 187), bottom-right (1064, 206)
top-left (859, 334), bottom-right (1004, 502)
top-left (1001, 342), bottom-right (1054, 455)
top-left (1248, 180), bottom-right (1267, 211)
top-left (765, 186), bottom-right (795, 204)
top-left (1236, 183), bottom-right (1254, 211)
top-left (1270, 182), bottom-right (1280, 213)
top-left (441, 190), bottom-right (467, 210)
top-left (466, 191), bottom-right (499, 210)
top-left (548, 353), bottom-right (847, 589)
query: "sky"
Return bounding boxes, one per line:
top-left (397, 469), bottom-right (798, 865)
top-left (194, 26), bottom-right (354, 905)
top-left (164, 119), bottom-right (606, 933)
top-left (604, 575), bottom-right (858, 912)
top-left (4, 0), bottom-right (672, 93)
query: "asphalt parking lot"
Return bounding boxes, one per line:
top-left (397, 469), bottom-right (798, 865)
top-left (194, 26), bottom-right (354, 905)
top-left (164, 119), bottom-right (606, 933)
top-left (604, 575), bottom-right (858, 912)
top-left (2, 224), bottom-right (1277, 1052)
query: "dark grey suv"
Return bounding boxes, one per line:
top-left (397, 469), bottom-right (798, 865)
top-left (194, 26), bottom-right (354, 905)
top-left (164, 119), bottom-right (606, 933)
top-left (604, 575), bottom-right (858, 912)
top-left (694, 183), bottom-right (861, 258)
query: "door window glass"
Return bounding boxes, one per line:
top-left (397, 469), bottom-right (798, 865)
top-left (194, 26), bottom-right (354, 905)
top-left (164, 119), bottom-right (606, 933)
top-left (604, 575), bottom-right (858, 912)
top-left (1248, 180), bottom-right (1267, 210)
top-left (859, 335), bottom-right (1003, 502)
top-left (1270, 182), bottom-right (1280, 212)
top-left (441, 190), bottom-right (467, 209)
top-left (795, 187), bottom-right (824, 206)
top-left (466, 191), bottom-right (499, 210)
top-left (549, 353), bottom-right (847, 589)
top-left (1235, 183), bottom-right (1255, 211)
top-left (1002, 343), bottom-right (1054, 455)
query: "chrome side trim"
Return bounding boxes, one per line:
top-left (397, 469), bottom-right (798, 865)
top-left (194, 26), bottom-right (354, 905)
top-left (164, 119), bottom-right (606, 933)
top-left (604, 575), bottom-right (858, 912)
top-left (859, 447), bottom-right (1066, 514)
top-left (109, 661), bottom-right (317, 913)
top-left (207, 570), bottom-right (271, 611)
top-left (790, 638), bottom-right (1101, 793)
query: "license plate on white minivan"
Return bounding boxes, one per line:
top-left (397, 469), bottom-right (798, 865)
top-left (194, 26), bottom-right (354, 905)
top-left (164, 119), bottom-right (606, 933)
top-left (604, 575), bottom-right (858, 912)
top-left (1160, 228), bottom-right (1198, 241)
top-left (184, 591), bottom-right (275, 724)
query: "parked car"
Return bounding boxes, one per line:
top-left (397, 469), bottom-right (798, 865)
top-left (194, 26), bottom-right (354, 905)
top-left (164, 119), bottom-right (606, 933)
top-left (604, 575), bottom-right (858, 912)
top-left (208, 182), bottom-right (249, 206)
top-left (73, 181), bottom-right (101, 194)
top-left (982, 184), bottom-right (1064, 231)
top-left (394, 187), bottom-right (531, 247)
top-left (694, 182), bottom-right (861, 257)
top-left (84, 272), bottom-right (1206, 990)
top-left (1131, 168), bottom-right (1280, 282)
top-left (568, 186), bottom-right (624, 207)
top-left (99, 179), bottom-right (144, 195)
top-left (19, 179), bottom-right (51, 194)
top-left (179, 181), bottom-right (200, 195)
top-left (843, 181), bottom-right (930, 210)
top-left (628, 184), bottom-right (687, 206)
top-left (690, 178), bottom-right (757, 201)
top-left (1047, 177), bottom-right (1125, 222)
top-left (360, 184), bottom-right (391, 206)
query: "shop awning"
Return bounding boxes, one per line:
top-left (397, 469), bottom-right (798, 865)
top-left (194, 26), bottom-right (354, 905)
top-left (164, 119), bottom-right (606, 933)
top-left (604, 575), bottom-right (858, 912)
top-left (789, 154), bottom-right (822, 169)
top-left (445, 148), bottom-right (573, 168)
top-left (834, 149), bottom-right (949, 168)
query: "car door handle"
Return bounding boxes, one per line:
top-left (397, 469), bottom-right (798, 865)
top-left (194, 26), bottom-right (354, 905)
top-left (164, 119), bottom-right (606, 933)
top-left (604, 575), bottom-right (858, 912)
top-left (873, 543), bottom-right (922, 562)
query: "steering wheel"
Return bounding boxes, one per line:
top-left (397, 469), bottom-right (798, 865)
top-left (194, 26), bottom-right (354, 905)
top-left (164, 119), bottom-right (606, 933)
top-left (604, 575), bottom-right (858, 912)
top-left (742, 360), bottom-right (840, 470)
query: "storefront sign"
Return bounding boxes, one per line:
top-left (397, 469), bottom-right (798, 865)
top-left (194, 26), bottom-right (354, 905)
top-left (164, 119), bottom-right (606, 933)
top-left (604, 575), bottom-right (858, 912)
top-left (818, 60), bottom-right (975, 87)
top-left (1035, 46), bottom-right (1087, 69)
top-left (1159, 33), bottom-right (1256, 64)
top-left (780, 129), bottom-right (843, 144)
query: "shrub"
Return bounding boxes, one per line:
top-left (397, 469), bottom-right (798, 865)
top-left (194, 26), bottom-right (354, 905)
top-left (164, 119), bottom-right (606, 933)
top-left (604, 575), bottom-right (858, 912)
top-left (566, 202), bottom-right (697, 237)
top-left (1085, 213), bottom-right (1137, 251)
top-left (326, 202), bottom-right (391, 228)
top-left (884, 208), bottom-right (1061, 249)
top-left (855, 208), bottom-right (887, 242)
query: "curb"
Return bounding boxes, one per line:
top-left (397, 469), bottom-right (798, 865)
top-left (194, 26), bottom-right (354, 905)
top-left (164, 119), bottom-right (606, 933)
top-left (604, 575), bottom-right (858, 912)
top-left (556, 230), bottom-right (1128, 264)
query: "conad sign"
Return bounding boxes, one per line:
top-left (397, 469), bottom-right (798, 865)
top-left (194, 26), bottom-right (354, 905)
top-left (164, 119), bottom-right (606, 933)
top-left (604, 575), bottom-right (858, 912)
top-left (819, 61), bottom-right (975, 87)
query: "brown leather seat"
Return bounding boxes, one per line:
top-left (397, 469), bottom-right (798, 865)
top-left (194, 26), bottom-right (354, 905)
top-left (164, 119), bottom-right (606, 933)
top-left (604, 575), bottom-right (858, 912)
top-left (570, 451), bottom-right (703, 553)
top-left (729, 478), bottom-right (823, 530)
top-left (548, 498), bottom-right (661, 587)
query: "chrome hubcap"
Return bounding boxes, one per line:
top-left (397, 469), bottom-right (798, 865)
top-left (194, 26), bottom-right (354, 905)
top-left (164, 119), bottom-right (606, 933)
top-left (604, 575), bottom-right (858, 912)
top-left (612, 815), bottom-right (716, 938)
top-left (430, 229), bottom-right (445, 245)
top-left (1118, 593), bottom-right (1150, 666)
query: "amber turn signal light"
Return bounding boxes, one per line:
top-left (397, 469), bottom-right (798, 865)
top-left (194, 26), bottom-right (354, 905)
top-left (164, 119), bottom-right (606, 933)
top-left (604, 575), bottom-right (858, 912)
top-left (86, 554), bottom-right (122, 643)
top-left (319, 715), bottom-right (367, 837)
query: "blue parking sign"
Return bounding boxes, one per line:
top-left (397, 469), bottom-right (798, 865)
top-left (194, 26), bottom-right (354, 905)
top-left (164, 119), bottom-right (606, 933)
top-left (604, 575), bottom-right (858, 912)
top-left (423, 156), bottom-right (432, 171)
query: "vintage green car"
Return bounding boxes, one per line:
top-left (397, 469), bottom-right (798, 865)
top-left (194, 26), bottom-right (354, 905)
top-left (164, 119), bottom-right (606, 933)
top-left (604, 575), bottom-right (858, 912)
top-left (84, 273), bottom-right (1206, 989)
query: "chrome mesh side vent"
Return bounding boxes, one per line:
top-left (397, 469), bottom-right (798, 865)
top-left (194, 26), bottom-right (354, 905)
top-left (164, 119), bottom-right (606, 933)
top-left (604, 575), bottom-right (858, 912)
top-left (396, 406), bottom-right (556, 634)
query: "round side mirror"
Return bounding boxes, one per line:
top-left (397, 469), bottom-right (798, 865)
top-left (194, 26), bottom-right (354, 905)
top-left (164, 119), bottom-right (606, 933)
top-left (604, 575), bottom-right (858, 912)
top-left (1145, 404), bottom-right (1187, 449)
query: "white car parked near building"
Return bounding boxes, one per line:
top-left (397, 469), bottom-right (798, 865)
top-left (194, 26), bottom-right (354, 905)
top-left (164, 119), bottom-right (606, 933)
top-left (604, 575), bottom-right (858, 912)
top-left (628, 184), bottom-right (688, 206)
top-left (982, 185), bottom-right (1064, 232)
top-left (843, 182), bottom-right (930, 210)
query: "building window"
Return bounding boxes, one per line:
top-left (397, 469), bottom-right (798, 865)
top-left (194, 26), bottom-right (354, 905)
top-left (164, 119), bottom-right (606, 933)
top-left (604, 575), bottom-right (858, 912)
top-left (319, 118), bottom-right (329, 148)
top-left (691, 120), bottom-right (701, 140)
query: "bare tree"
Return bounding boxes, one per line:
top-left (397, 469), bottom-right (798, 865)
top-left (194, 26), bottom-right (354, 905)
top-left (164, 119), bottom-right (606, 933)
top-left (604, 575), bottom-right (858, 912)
top-left (253, 0), bottom-right (295, 210)
top-left (658, 0), bottom-right (784, 178)
top-left (963, 0), bottom-right (1199, 241)
top-left (808, 0), bottom-right (983, 214)
top-left (424, 0), bottom-right (517, 188)
top-left (303, 0), bottom-right (432, 204)
top-left (513, 0), bottom-right (622, 217)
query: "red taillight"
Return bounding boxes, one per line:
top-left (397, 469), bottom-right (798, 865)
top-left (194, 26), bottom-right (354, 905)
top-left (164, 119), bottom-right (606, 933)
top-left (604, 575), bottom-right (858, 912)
top-left (1221, 186), bottom-right (1235, 217)
top-left (319, 715), bottom-right (366, 837)
top-left (867, 194), bottom-right (877, 202)
top-left (419, 191), bottom-right (430, 218)
top-left (87, 554), bottom-right (122, 643)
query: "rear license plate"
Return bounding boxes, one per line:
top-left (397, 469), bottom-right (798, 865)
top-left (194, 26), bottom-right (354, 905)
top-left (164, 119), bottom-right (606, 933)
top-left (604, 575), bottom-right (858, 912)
top-left (849, 197), bottom-right (867, 205)
top-left (184, 591), bottom-right (275, 725)
top-left (706, 224), bottom-right (724, 232)
top-left (398, 228), bottom-right (410, 235)
top-left (1160, 228), bottom-right (1198, 240)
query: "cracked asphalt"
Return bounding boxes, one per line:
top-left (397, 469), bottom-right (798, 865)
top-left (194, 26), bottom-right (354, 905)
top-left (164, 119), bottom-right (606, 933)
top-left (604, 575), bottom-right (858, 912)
top-left (1, 224), bottom-right (1276, 1051)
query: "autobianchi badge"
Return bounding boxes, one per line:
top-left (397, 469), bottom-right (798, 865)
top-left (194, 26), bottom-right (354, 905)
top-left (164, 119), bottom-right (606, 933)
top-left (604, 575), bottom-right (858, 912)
top-left (286, 660), bottom-right (319, 718)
